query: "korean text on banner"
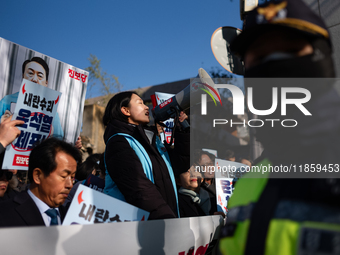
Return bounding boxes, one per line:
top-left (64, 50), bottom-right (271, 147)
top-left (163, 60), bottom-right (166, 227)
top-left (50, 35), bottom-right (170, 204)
top-left (63, 184), bottom-right (149, 225)
top-left (0, 37), bottom-right (88, 144)
top-left (2, 80), bottom-right (61, 170)
top-left (215, 158), bottom-right (248, 214)
top-left (155, 92), bottom-right (175, 144)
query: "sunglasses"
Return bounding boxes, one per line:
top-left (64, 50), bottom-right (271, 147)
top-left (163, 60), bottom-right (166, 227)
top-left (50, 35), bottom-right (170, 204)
top-left (0, 171), bottom-right (13, 181)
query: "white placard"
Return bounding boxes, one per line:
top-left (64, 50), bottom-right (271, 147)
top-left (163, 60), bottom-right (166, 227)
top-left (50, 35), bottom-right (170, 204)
top-left (2, 80), bottom-right (61, 170)
top-left (63, 184), bottom-right (150, 225)
top-left (215, 158), bottom-right (248, 214)
top-left (155, 92), bottom-right (175, 144)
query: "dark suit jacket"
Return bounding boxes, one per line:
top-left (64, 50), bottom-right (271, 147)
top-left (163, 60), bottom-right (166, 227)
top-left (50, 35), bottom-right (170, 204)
top-left (0, 191), bottom-right (67, 227)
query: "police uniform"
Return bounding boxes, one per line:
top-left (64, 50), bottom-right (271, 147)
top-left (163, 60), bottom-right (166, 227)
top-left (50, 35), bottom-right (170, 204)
top-left (219, 0), bottom-right (340, 254)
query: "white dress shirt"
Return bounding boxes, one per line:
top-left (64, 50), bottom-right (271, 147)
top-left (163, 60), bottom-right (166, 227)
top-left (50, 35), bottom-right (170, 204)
top-left (27, 189), bottom-right (61, 226)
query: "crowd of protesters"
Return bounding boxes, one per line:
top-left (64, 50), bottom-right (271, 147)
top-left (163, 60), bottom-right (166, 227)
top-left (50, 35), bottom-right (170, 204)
top-left (0, 88), bottom-right (248, 223)
top-left (0, 84), bottom-right (252, 225)
top-left (0, 104), bottom-right (249, 225)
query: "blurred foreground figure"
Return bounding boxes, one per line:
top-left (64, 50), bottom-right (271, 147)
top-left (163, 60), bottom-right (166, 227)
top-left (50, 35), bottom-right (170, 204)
top-left (0, 138), bottom-right (81, 227)
top-left (220, 0), bottom-right (340, 254)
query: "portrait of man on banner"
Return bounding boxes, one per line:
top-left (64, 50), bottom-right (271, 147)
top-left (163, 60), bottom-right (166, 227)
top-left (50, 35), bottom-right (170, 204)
top-left (0, 57), bottom-right (64, 139)
top-left (0, 37), bottom-right (88, 146)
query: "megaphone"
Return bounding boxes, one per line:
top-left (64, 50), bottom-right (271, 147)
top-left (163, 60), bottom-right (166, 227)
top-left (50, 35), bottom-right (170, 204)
top-left (152, 68), bottom-right (221, 125)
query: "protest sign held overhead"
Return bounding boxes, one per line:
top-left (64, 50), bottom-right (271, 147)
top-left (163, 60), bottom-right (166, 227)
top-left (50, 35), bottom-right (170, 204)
top-left (155, 92), bottom-right (175, 144)
top-left (0, 37), bottom-right (88, 145)
top-left (2, 80), bottom-right (61, 170)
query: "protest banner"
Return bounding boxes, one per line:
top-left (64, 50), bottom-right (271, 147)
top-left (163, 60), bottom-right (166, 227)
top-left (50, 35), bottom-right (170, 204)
top-left (2, 80), bottom-right (61, 170)
top-left (215, 158), bottom-right (248, 214)
top-left (155, 92), bottom-right (175, 144)
top-left (0, 215), bottom-right (223, 255)
top-left (82, 173), bottom-right (105, 192)
top-left (0, 37), bottom-right (87, 144)
top-left (63, 184), bottom-right (150, 225)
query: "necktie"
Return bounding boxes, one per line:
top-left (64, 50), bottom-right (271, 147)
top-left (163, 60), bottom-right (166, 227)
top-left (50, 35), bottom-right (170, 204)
top-left (45, 208), bottom-right (59, 226)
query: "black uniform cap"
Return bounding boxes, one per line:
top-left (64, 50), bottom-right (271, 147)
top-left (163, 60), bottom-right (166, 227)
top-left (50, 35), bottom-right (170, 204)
top-left (231, 0), bottom-right (330, 57)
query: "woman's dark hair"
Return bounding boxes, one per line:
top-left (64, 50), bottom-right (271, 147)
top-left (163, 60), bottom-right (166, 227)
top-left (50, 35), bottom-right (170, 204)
top-left (103, 91), bottom-right (139, 125)
top-left (193, 149), bottom-right (216, 165)
top-left (75, 153), bottom-right (102, 181)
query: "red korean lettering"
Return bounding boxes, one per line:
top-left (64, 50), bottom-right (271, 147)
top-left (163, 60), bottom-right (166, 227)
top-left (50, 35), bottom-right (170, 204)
top-left (81, 74), bottom-right (88, 83)
top-left (75, 72), bottom-right (80, 81)
top-left (68, 69), bottom-right (75, 78)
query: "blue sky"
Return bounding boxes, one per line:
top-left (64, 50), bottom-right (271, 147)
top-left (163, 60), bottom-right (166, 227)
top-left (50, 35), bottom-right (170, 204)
top-left (1, 0), bottom-right (242, 99)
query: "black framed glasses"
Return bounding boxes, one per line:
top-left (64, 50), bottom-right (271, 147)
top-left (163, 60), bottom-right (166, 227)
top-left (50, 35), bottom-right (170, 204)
top-left (0, 171), bottom-right (13, 181)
